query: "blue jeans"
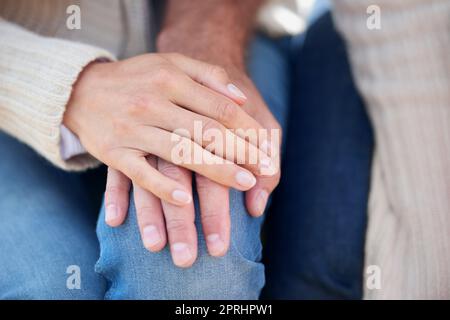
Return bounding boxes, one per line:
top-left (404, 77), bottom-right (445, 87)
top-left (262, 12), bottom-right (374, 299)
top-left (0, 35), bottom-right (290, 299)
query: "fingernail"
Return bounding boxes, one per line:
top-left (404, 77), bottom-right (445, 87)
top-left (235, 171), bottom-right (256, 188)
top-left (255, 190), bottom-right (269, 216)
top-left (206, 233), bottom-right (226, 256)
top-left (105, 204), bottom-right (118, 222)
top-left (171, 242), bottom-right (193, 267)
top-left (227, 83), bottom-right (247, 100)
top-left (172, 190), bottom-right (192, 204)
top-left (259, 157), bottom-right (277, 176)
top-left (143, 225), bottom-right (161, 249)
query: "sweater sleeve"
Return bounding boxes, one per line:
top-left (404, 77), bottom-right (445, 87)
top-left (331, 0), bottom-right (450, 298)
top-left (0, 18), bottom-right (116, 171)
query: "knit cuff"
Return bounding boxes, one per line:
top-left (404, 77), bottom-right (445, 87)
top-left (0, 21), bottom-right (116, 171)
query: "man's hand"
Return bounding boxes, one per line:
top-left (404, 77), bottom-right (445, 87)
top-left (156, 0), bottom-right (281, 216)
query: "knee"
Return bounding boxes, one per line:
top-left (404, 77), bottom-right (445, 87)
top-left (96, 248), bottom-right (264, 300)
top-left (95, 190), bottom-right (265, 299)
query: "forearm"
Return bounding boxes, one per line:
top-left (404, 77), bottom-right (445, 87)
top-left (157, 0), bottom-right (264, 68)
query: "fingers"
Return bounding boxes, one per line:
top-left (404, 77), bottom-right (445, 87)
top-left (115, 150), bottom-right (193, 206)
top-left (158, 159), bottom-right (198, 268)
top-left (134, 156), bottom-right (167, 252)
top-left (172, 78), bottom-right (265, 139)
top-left (195, 174), bottom-right (230, 257)
top-left (245, 171), bottom-right (281, 217)
top-left (164, 53), bottom-right (247, 105)
top-left (158, 58), bottom-right (265, 142)
top-left (104, 167), bottom-right (131, 227)
top-left (147, 102), bottom-right (276, 176)
top-left (165, 55), bottom-right (273, 163)
top-left (130, 126), bottom-right (258, 191)
top-left (244, 127), bottom-right (282, 217)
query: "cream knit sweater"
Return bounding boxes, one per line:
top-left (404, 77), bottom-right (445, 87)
top-left (332, 0), bottom-right (450, 299)
top-left (1, 0), bottom-right (449, 299)
top-left (0, 0), bottom-right (151, 170)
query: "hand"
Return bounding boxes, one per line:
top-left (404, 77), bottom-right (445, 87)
top-left (100, 0), bottom-right (280, 268)
top-left (106, 162), bottom-right (231, 268)
top-left (105, 67), bottom-right (281, 268)
top-left (228, 68), bottom-right (282, 217)
top-left (64, 53), bottom-right (275, 207)
top-left (105, 157), bottom-right (199, 268)
top-left (156, 4), bottom-right (282, 215)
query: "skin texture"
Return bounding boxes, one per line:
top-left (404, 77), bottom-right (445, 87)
top-left (64, 53), bottom-right (274, 198)
top-left (102, 0), bottom-right (282, 268)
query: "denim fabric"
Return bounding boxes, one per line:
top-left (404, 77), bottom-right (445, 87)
top-left (262, 12), bottom-right (374, 299)
top-left (0, 35), bottom-right (290, 299)
top-left (0, 132), bottom-right (106, 299)
top-left (94, 35), bottom-right (291, 299)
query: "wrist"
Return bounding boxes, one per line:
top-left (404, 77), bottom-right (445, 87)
top-left (63, 61), bottom-right (106, 137)
top-left (157, 31), bottom-right (246, 72)
top-left (157, 2), bottom-right (251, 70)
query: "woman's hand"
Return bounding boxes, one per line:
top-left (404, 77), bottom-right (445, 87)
top-left (64, 53), bottom-right (275, 206)
top-left (104, 66), bottom-right (282, 268)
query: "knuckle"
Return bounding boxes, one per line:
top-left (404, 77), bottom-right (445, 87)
top-left (208, 65), bottom-right (228, 82)
top-left (105, 185), bottom-right (128, 196)
top-left (104, 185), bottom-right (128, 203)
top-left (170, 137), bottom-right (194, 164)
top-left (201, 209), bottom-right (222, 221)
top-left (165, 218), bottom-right (190, 233)
top-left (135, 205), bottom-right (156, 217)
top-left (158, 163), bottom-right (184, 180)
top-left (195, 174), bottom-right (211, 192)
top-left (178, 136), bottom-right (193, 151)
top-left (111, 118), bottom-right (132, 139)
top-left (201, 214), bottom-right (223, 232)
top-left (201, 119), bottom-right (224, 155)
top-left (126, 94), bottom-right (152, 117)
top-left (151, 67), bottom-right (174, 88)
top-left (215, 101), bottom-right (238, 124)
top-left (128, 166), bottom-right (147, 186)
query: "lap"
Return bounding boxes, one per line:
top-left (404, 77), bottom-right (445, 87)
top-left (0, 132), bottom-right (105, 299)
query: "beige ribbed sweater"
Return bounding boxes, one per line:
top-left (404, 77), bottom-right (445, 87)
top-left (0, 0), bottom-right (151, 170)
top-left (1, 0), bottom-right (449, 299)
top-left (332, 0), bottom-right (450, 299)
